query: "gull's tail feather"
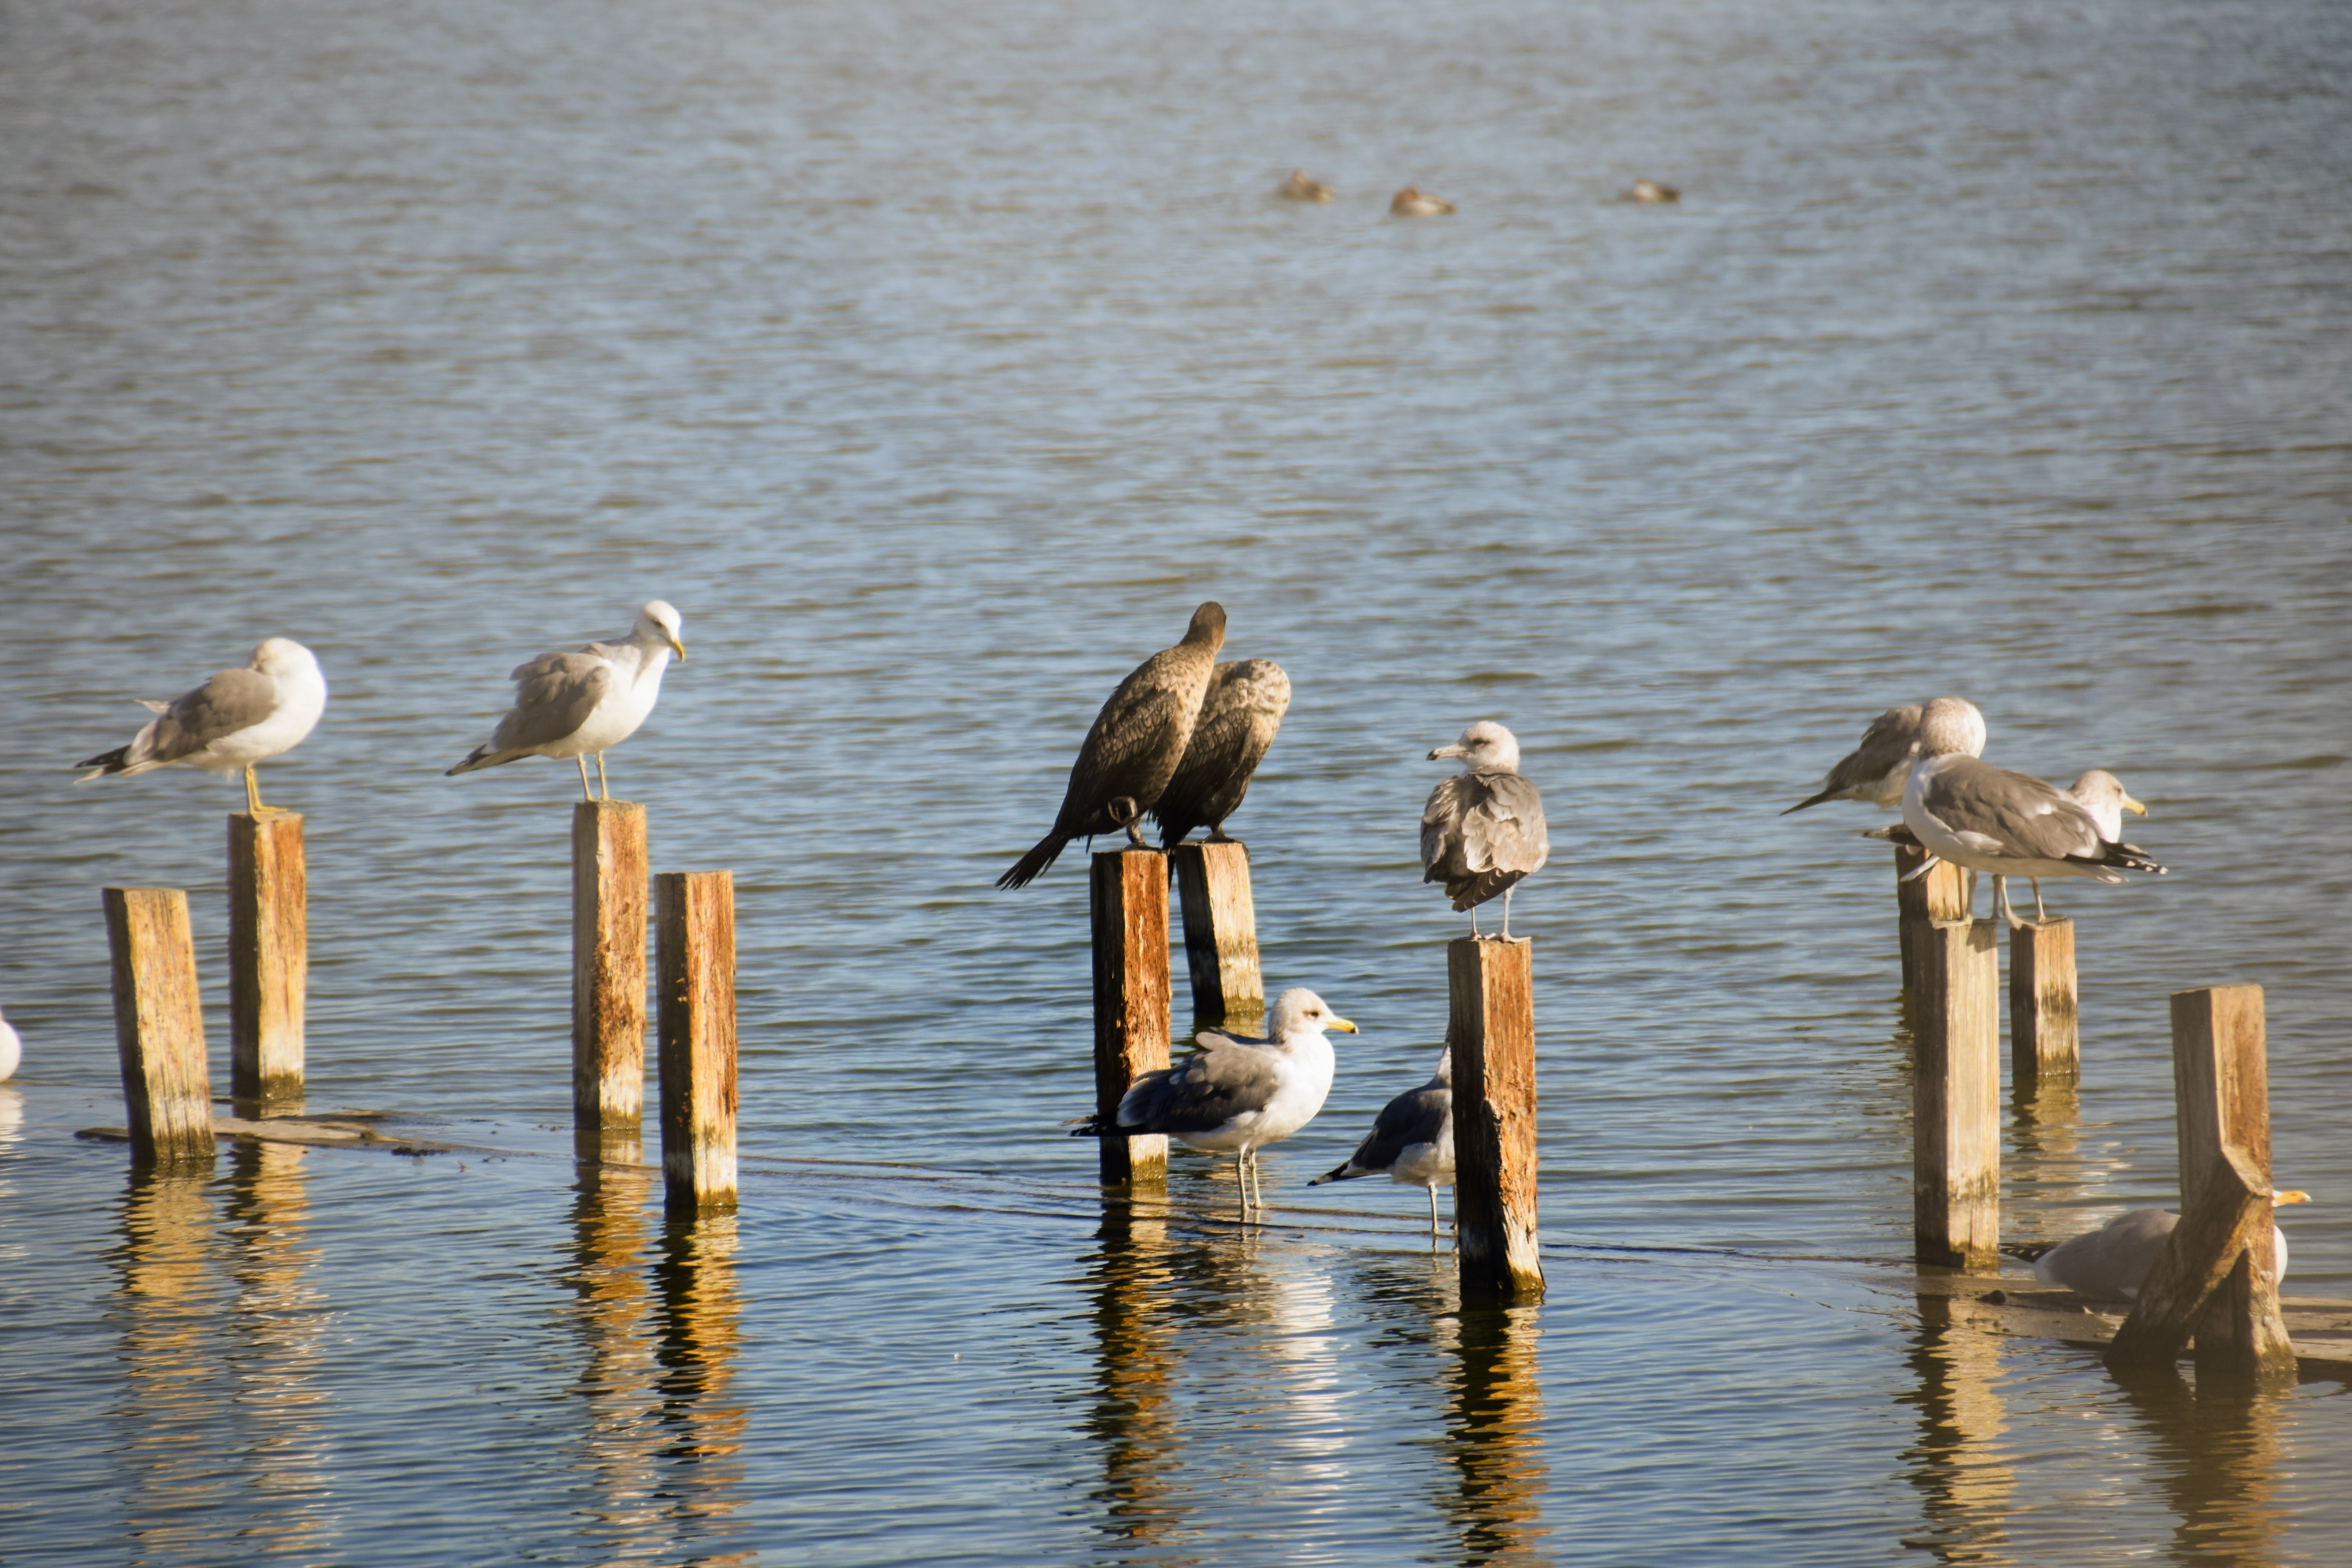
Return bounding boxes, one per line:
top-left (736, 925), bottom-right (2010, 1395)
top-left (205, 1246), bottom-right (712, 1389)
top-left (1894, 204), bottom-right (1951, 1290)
top-left (1308, 1161), bottom-right (1367, 1187)
top-left (1780, 789), bottom-right (1840, 816)
top-left (446, 746), bottom-right (523, 777)
top-left (1066, 1113), bottom-right (1122, 1138)
top-left (2070, 841), bottom-right (2167, 876)
top-left (77, 745), bottom-right (132, 781)
top-left (1999, 1240), bottom-right (2060, 1262)
top-left (998, 831), bottom-right (1069, 891)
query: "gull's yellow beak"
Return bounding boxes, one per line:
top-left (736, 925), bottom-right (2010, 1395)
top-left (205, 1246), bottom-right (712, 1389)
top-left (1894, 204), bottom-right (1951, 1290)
top-left (1329, 1016), bottom-right (1359, 1034)
top-left (2122, 792), bottom-right (2146, 816)
top-left (669, 636), bottom-right (688, 662)
top-left (2274, 1189), bottom-right (2312, 1206)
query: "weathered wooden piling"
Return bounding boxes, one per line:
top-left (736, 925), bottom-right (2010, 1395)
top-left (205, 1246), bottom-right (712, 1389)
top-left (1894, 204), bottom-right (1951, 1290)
top-left (656, 870), bottom-right (736, 1210)
top-left (1896, 846), bottom-right (1976, 993)
top-left (103, 887), bottom-right (216, 1165)
top-left (1912, 918), bottom-right (1999, 1272)
top-left (1171, 839), bottom-right (1262, 1023)
top-left (1091, 849), bottom-right (1172, 1186)
top-left (2008, 917), bottom-right (2078, 1083)
top-left (574, 801), bottom-right (649, 1145)
top-left (1449, 937), bottom-right (1543, 1300)
top-left (228, 812), bottom-right (307, 1103)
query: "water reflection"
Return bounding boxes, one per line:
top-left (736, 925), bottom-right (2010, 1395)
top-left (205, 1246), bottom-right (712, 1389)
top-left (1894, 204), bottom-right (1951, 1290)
top-left (563, 1160), bottom-right (664, 1559)
top-left (2009, 1074), bottom-right (2083, 1169)
top-left (111, 1164), bottom-right (225, 1560)
top-left (1081, 1205), bottom-right (1191, 1561)
top-left (1443, 1301), bottom-right (1550, 1567)
top-left (2109, 1367), bottom-right (2287, 1568)
top-left (220, 1140), bottom-right (334, 1559)
top-left (1899, 1292), bottom-right (2017, 1563)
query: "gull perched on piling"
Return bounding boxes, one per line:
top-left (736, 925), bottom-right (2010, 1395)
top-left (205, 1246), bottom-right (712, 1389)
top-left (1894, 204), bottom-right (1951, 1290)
top-left (446, 601), bottom-right (686, 802)
top-left (1309, 1045), bottom-right (1453, 1235)
top-left (77, 638), bottom-right (328, 817)
top-left (1071, 987), bottom-right (1356, 1216)
top-left (1422, 722), bottom-right (1548, 940)
top-left (1900, 698), bottom-right (2165, 929)
top-left (2005, 1191), bottom-right (2310, 1301)
top-left (1783, 698), bottom-right (1986, 815)
top-left (1152, 659), bottom-right (1290, 848)
top-left (998, 602), bottom-right (1226, 889)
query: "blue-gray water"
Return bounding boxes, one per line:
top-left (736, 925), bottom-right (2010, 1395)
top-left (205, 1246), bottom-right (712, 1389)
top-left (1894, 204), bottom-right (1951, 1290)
top-left (4, 0), bottom-right (2351, 1561)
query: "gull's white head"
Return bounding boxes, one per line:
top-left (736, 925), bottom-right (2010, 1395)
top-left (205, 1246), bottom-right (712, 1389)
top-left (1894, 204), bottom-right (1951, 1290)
top-left (250, 638), bottom-right (324, 687)
top-left (2067, 769), bottom-right (2145, 816)
top-left (1916, 697), bottom-right (1985, 760)
top-left (1428, 720), bottom-right (1521, 774)
top-left (636, 600), bottom-right (687, 661)
top-left (1268, 987), bottom-right (1358, 1043)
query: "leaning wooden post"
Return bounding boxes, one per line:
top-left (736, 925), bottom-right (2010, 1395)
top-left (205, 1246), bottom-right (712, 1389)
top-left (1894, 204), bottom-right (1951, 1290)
top-left (1913, 918), bottom-right (1999, 1271)
top-left (1171, 840), bottom-right (1263, 1024)
top-left (656, 871), bottom-right (736, 1211)
top-left (574, 802), bottom-right (650, 1149)
top-left (2107, 1143), bottom-right (2291, 1376)
top-left (102, 888), bottom-right (216, 1165)
top-left (1895, 846), bottom-right (1975, 992)
top-left (2171, 985), bottom-right (2294, 1379)
top-left (1091, 849), bottom-right (1171, 1187)
top-left (228, 812), bottom-right (307, 1104)
top-left (2009, 917), bottom-right (2078, 1084)
top-left (1450, 936), bottom-right (1543, 1300)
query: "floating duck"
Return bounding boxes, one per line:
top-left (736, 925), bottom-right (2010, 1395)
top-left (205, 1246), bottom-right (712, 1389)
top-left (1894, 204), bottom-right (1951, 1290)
top-left (1276, 170), bottom-right (1334, 203)
top-left (1624, 178), bottom-right (1680, 204)
top-left (1389, 186), bottom-right (1455, 218)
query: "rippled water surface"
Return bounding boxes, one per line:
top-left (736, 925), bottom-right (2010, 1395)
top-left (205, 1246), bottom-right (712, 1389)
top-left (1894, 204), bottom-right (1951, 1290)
top-left (5, 0), bottom-right (2352, 1562)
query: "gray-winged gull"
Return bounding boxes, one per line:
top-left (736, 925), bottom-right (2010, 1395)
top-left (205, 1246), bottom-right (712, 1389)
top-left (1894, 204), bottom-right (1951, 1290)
top-left (1783, 698), bottom-right (1986, 815)
top-left (1900, 698), bottom-right (2165, 929)
top-left (78, 638), bottom-right (328, 816)
top-left (1152, 658), bottom-right (1290, 848)
top-left (1309, 1045), bottom-right (1453, 1235)
top-left (0, 1007), bottom-right (18, 1081)
top-left (1422, 722), bottom-right (1549, 939)
top-left (446, 601), bottom-right (686, 802)
top-left (998, 602), bottom-right (1226, 889)
top-left (2003, 1190), bottom-right (2309, 1301)
top-left (1071, 986), bottom-right (1356, 1214)
top-left (1865, 768), bottom-right (2150, 921)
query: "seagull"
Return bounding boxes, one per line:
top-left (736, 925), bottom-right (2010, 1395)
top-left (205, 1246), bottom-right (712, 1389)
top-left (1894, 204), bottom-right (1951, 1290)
top-left (1901, 699), bottom-right (2165, 929)
top-left (1071, 987), bottom-right (1356, 1216)
top-left (1422, 722), bottom-right (1549, 940)
top-left (0, 1007), bottom-right (19, 1081)
top-left (1783, 698), bottom-right (1985, 815)
top-left (2004, 1191), bottom-right (2310, 1301)
top-left (1276, 170), bottom-right (1335, 203)
top-left (998, 602), bottom-right (1226, 889)
top-left (1309, 1045), bottom-right (1453, 1236)
top-left (446, 601), bottom-right (686, 802)
top-left (1389, 186), bottom-right (1455, 217)
top-left (77, 638), bottom-right (329, 817)
top-left (1152, 659), bottom-right (1290, 848)
top-left (1864, 767), bottom-right (2150, 922)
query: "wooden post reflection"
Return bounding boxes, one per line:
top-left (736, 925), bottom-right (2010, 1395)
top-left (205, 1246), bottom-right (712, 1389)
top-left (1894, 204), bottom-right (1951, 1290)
top-left (221, 1140), bottom-right (332, 1558)
top-left (565, 1160), bottom-right (663, 1557)
top-left (2108, 1366), bottom-right (2286, 1567)
top-left (1082, 1205), bottom-right (1185, 1549)
top-left (650, 1211), bottom-right (751, 1541)
top-left (113, 1165), bottom-right (223, 1554)
top-left (1443, 1303), bottom-right (1550, 1563)
top-left (1900, 1293), bottom-right (2016, 1561)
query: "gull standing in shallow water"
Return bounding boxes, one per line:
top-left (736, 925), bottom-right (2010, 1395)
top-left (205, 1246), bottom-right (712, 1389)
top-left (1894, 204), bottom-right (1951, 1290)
top-left (2005, 1191), bottom-right (2310, 1301)
top-left (446, 601), bottom-right (686, 802)
top-left (1900, 697), bottom-right (2165, 929)
top-left (1422, 722), bottom-right (1548, 939)
top-left (1310, 1045), bottom-right (1453, 1236)
top-left (1071, 987), bottom-right (1356, 1217)
top-left (78, 637), bottom-right (328, 816)
top-left (1782, 698), bottom-right (1986, 815)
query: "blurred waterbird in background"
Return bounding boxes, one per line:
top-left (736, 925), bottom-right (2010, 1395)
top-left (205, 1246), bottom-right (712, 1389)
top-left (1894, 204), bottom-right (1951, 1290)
top-left (1276, 170), bottom-right (1334, 202)
top-left (997, 602), bottom-right (1227, 889)
top-left (1422, 722), bottom-right (1549, 939)
top-left (1310, 1045), bottom-right (1454, 1236)
top-left (76, 637), bottom-right (328, 817)
top-left (1623, 178), bottom-right (1681, 203)
top-left (1152, 659), bottom-right (1290, 847)
top-left (2005, 1190), bottom-right (2310, 1301)
top-left (1782, 697), bottom-right (1985, 815)
top-left (1900, 697), bottom-right (2165, 928)
top-left (1389, 186), bottom-right (1455, 216)
top-left (445, 601), bottom-right (686, 802)
top-left (1071, 987), bottom-right (1356, 1215)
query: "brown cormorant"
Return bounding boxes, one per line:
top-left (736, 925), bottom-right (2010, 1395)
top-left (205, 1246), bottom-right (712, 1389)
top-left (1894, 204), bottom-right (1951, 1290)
top-left (1152, 658), bottom-right (1290, 848)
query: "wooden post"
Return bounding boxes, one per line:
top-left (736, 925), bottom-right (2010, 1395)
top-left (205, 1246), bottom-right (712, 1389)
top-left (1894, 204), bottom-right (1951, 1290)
top-left (2169, 985), bottom-right (2294, 1379)
top-left (228, 813), bottom-right (307, 1104)
top-left (2009, 917), bottom-right (2078, 1083)
top-left (574, 802), bottom-right (649, 1146)
top-left (1896, 846), bottom-right (1975, 992)
top-left (2108, 1142), bottom-right (2292, 1375)
top-left (1450, 937), bottom-right (1543, 1300)
top-left (1171, 840), bottom-right (1263, 1024)
top-left (1913, 918), bottom-right (1999, 1272)
top-left (1091, 849), bottom-right (1171, 1187)
top-left (656, 871), bottom-right (736, 1211)
top-left (103, 887), bottom-right (216, 1165)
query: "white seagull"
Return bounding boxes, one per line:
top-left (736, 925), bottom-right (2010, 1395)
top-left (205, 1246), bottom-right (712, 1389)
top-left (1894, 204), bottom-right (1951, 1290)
top-left (448, 601), bottom-right (686, 801)
top-left (1422, 722), bottom-right (1549, 940)
top-left (1309, 1045), bottom-right (1454, 1236)
top-left (78, 637), bottom-right (328, 816)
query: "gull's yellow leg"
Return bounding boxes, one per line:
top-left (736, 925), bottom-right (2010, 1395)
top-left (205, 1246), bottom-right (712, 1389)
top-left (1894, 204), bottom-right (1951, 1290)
top-left (596, 753), bottom-right (610, 801)
top-left (577, 755), bottom-right (594, 802)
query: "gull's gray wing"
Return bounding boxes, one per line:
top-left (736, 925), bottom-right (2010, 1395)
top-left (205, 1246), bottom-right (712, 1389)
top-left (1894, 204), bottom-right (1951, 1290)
top-left (2033, 1208), bottom-right (2177, 1300)
top-left (1784, 704), bottom-right (1920, 813)
top-left (1425, 771), bottom-right (1548, 910)
top-left (490, 651), bottom-right (610, 752)
top-left (1116, 1042), bottom-right (1282, 1134)
top-left (1333, 1083), bottom-right (1451, 1179)
top-left (1920, 758), bottom-right (2102, 862)
top-left (146, 667), bottom-right (280, 762)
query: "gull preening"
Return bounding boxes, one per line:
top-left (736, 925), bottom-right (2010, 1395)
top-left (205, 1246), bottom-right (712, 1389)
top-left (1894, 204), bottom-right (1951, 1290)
top-left (998, 602), bottom-right (1227, 889)
top-left (1309, 1045), bottom-right (1454, 1235)
top-left (1783, 698), bottom-right (1986, 815)
top-left (1071, 987), bottom-right (1356, 1216)
top-left (446, 601), bottom-right (686, 802)
top-left (1900, 697), bottom-right (2165, 928)
top-left (1152, 658), bottom-right (1290, 848)
top-left (1422, 722), bottom-right (1549, 939)
top-left (2005, 1191), bottom-right (2310, 1301)
top-left (77, 637), bottom-right (328, 817)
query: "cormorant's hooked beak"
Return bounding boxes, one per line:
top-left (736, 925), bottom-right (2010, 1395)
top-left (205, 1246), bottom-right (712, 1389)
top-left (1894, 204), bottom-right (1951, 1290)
top-left (2121, 792), bottom-right (2145, 816)
top-left (1427, 744), bottom-right (1466, 761)
top-left (668, 636), bottom-right (688, 662)
top-left (1328, 1016), bottom-right (1359, 1034)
